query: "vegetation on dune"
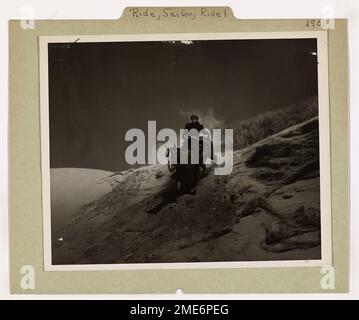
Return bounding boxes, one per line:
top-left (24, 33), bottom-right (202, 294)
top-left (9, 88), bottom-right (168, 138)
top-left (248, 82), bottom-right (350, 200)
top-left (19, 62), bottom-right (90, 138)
top-left (232, 96), bottom-right (318, 150)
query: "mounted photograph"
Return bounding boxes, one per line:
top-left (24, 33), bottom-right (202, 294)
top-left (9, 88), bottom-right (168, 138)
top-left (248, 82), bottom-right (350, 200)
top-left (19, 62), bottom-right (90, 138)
top-left (39, 32), bottom-right (331, 270)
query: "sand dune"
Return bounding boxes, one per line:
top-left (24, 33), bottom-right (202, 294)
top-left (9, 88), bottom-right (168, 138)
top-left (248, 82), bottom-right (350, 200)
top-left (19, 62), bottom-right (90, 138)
top-left (51, 117), bottom-right (321, 265)
top-left (50, 168), bottom-right (113, 237)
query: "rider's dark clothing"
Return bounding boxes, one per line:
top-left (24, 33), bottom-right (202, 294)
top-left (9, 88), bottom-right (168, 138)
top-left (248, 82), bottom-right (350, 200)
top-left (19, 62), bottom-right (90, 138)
top-left (183, 122), bottom-right (204, 153)
top-left (183, 121), bottom-right (213, 163)
top-left (184, 122), bottom-right (204, 133)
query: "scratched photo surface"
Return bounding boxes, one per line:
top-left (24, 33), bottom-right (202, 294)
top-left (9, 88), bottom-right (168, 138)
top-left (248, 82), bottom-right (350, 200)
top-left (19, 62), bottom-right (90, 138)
top-left (46, 37), bottom-right (323, 266)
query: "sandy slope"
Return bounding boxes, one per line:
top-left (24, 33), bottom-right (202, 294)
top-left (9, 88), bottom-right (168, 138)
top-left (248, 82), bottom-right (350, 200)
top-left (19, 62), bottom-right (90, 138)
top-left (50, 168), bottom-right (113, 237)
top-left (52, 117), bottom-right (321, 265)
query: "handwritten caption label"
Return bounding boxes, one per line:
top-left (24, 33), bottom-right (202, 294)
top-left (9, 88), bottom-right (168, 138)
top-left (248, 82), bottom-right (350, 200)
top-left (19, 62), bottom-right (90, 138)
top-left (129, 8), bottom-right (228, 21)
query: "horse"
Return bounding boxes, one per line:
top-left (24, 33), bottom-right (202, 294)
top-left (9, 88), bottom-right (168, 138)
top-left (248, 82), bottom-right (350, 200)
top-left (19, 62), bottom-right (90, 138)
top-left (165, 136), bottom-right (212, 193)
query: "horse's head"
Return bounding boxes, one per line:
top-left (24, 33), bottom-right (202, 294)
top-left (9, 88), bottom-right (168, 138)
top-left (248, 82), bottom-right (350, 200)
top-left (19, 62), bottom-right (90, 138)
top-left (166, 146), bottom-right (178, 172)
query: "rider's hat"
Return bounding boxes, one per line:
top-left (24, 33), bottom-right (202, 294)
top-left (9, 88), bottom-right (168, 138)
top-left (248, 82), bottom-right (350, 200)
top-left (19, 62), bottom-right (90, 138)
top-left (190, 114), bottom-right (199, 121)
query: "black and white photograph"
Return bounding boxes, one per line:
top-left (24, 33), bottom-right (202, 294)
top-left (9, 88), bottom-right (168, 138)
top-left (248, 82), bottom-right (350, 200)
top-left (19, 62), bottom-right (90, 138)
top-left (40, 33), bottom-right (331, 269)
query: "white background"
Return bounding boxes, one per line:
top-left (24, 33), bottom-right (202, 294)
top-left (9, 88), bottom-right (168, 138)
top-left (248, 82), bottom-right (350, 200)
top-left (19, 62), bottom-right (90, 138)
top-left (0, 0), bottom-right (358, 300)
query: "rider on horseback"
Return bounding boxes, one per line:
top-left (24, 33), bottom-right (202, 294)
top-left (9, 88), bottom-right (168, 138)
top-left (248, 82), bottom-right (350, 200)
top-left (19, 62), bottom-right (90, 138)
top-left (184, 114), bottom-right (204, 133)
top-left (183, 114), bottom-right (202, 156)
top-left (165, 114), bottom-right (214, 192)
top-left (182, 114), bottom-right (213, 174)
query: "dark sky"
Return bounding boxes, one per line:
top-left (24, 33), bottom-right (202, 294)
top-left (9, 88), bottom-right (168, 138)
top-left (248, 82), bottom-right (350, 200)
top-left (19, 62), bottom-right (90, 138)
top-left (48, 38), bottom-right (318, 172)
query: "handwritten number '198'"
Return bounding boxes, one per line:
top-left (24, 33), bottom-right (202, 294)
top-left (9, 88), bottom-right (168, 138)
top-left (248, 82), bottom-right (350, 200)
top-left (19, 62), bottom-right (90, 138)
top-left (306, 20), bottom-right (321, 28)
